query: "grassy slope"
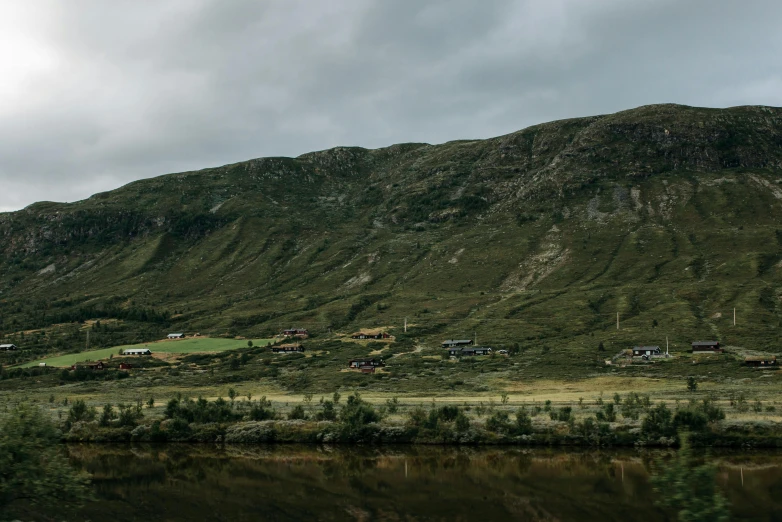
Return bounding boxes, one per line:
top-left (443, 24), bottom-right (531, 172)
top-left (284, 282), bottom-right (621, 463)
top-left (17, 338), bottom-right (273, 368)
top-left (1, 103), bottom-right (782, 400)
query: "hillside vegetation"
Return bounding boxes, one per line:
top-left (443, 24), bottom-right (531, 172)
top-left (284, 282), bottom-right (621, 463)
top-left (2, 103), bottom-right (782, 385)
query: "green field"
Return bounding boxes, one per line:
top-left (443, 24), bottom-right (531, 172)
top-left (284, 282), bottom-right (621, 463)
top-left (18, 338), bottom-right (274, 368)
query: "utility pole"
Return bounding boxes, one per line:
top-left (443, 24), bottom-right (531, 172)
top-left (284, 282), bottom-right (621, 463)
top-left (734, 308), bottom-right (736, 326)
top-left (666, 336), bottom-right (669, 357)
top-left (86, 330), bottom-right (90, 351)
top-left (475, 331), bottom-right (477, 346)
top-left (404, 317), bottom-right (407, 333)
top-left (616, 313), bottom-right (620, 330)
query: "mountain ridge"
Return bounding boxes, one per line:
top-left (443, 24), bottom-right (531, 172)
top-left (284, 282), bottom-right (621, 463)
top-left (2, 103), bottom-right (782, 369)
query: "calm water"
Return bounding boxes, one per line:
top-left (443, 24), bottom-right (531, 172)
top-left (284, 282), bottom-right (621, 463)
top-left (46, 445), bottom-right (782, 521)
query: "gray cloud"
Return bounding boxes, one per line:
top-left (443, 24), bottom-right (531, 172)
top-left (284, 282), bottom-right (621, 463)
top-left (1, 0), bottom-right (781, 211)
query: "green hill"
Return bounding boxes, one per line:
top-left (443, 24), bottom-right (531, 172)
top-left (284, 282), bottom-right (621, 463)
top-left (2, 103), bottom-right (782, 373)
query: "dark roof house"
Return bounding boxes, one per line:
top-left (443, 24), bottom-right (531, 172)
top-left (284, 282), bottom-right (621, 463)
top-left (442, 339), bottom-right (474, 348)
top-left (351, 332), bottom-right (391, 340)
top-left (282, 328), bottom-right (309, 338)
top-left (0, 344), bottom-right (18, 351)
top-left (633, 346), bottom-right (662, 358)
top-left (348, 358), bottom-right (385, 368)
top-left (72, 361), bottom-right (106, 371)
top-left (451, 346), bottom-right (493, 356)
top-left (692, 341), bottom-right (722, 353)
top-left (272, 344), bottom-right (305, 353)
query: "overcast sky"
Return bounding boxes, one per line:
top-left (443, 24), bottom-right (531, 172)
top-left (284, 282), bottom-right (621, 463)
top-left (1, 0), bottom-right (781, 212)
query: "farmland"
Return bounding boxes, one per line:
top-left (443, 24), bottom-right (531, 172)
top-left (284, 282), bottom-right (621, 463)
top-left (17, 337), bottom-right (274, 368)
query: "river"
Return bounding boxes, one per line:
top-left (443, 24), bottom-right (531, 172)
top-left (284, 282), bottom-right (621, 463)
top-left (47, 445), bottom-right (782, 521)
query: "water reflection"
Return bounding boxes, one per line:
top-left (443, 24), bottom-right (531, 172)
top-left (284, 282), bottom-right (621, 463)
top-left (56, 445), bottom-right (782, 521)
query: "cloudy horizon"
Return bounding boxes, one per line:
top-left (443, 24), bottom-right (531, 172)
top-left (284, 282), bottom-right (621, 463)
top-left (1, 0), bottom-right (781, 212)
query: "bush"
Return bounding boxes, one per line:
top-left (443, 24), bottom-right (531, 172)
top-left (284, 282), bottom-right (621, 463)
top-left (672, 409), bottom-right (708, 432)
top-left (620, 392), bottom-right (647, 420)
top-left (514, 408), bottom-right (533, 435)
top-left (556, 406), bottom-right (573, 422)
top-left (249, 397), bottom-right (276, 421)
top-left (642, 403), bottom-right (674, 438)
top-left (455, 412), bottom-right (471, 433)
top-left (288, 405), bottom-right (308, 420)
top-left (485, 411), bottom-right (511, 434)
top-left (577, 417), bottom-right (611, 441)
top-left (165, 396), bottom-right (244, 424)
top-left (386, 397), bottom-right (399, 414)
top-left (339, 393), bottom-right (382, 436)
top-left (66, 399), bottom-right (97, 429)
top-left (0, 403), bottom-right (93, 515)
top-left (596, 403), bottom-right (616, 422)
top-left (99, 404), bottom-right (116, 427)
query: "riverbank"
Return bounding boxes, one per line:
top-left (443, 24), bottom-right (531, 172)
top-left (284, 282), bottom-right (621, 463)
top-left (59, 392), bottom-right (782, 448)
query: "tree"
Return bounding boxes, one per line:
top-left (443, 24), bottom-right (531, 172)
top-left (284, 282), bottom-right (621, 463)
top-left (687, 377), bottom-right (698, 392)
top-left (650, 434), bottom-right (730, 521)
top-left (0, 403), bottom-right (93, 514)
top-left (247, 340), bottom-right (253, 348)
top-left (228, 388), bottom-right (237, 404)
top-left (147, 397), bottom-right (155, 409)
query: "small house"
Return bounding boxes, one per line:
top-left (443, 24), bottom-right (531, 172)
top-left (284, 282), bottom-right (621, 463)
top-left (72, 362), bottom-right (106, 371)
top-left (282, 328), bottom-right (309, 339)
top-left (692, 341), bottom-right (722, 353)
top-left (123, 348), bottom-right (152, 356)
top-left (632, 346), bottom-right (662, 358)
top-left (460, 347), bottom-right (493, 357)
top-left (271, 344), bottom-right (305, 353)
top-left (167, 333), bottom-right (185, 339)
top-left (442, 339), bottom-right (474, 349)
top-left (745, 356), bottom-right (777, 368)
top-left (119, 363), bottom-right (133, 370)
top-left (0, 344), bottom-right (18, 351)
top-left (350, 331), bottom-right (391, 340)
top-left (348, 358), bottom-right (385, 369)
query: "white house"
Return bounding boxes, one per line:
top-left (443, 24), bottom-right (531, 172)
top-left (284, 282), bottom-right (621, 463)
top-left (0, 344), bottom-right (18, 351)
top-left (167, 333), bottom-right (185, 339)
top-left (123, 348), bottom-right (152, 356)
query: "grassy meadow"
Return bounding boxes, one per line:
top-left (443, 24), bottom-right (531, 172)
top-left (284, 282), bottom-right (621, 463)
top-left (16, 337), bottom-right (274, 368)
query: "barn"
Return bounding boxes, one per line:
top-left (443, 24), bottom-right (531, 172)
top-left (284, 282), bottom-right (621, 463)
top-left (123, 348), bottom-right (152, 356)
